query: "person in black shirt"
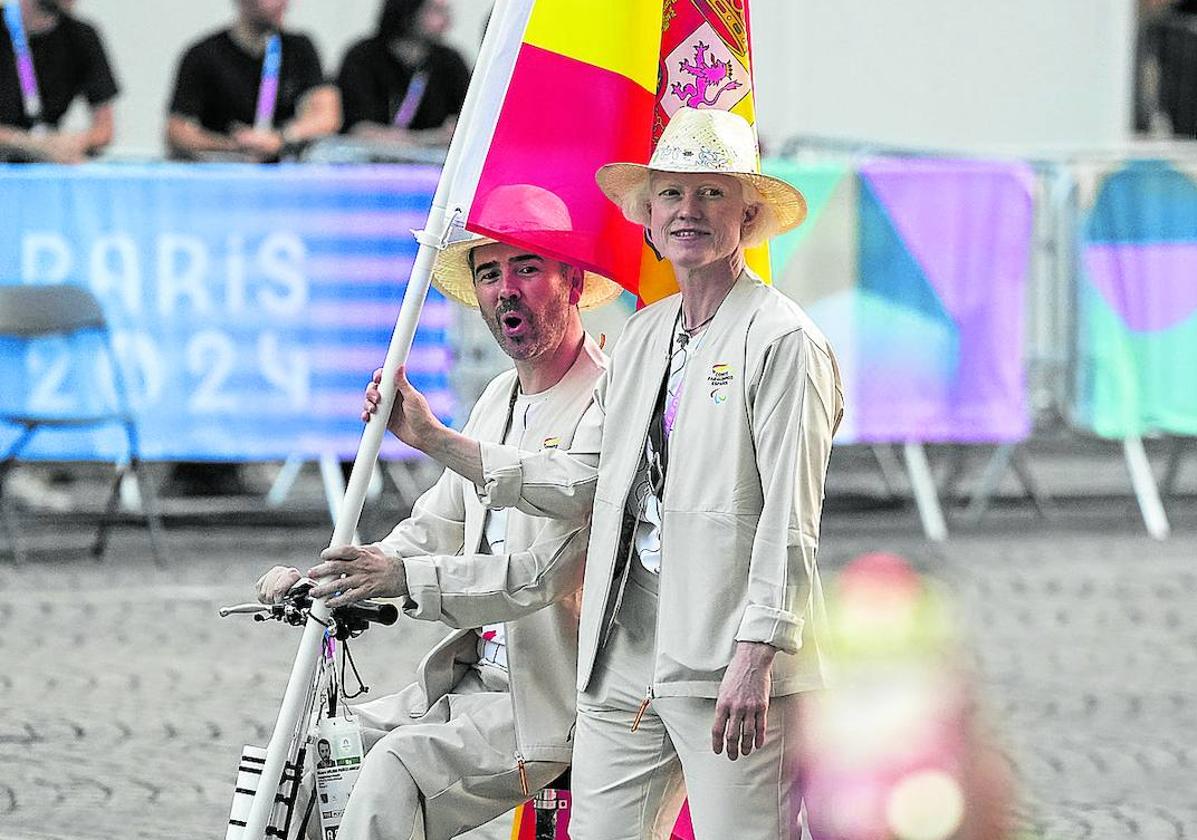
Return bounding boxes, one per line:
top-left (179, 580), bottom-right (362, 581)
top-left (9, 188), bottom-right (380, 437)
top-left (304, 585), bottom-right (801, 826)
top-left (0, 0), bottom-right (118, 162)
top-left (337, 0), bottom-right (469, 147)
top-left (1140, 0), bottom-right (1197, 137)
top-left (166, 0), bottom-right (340, 161)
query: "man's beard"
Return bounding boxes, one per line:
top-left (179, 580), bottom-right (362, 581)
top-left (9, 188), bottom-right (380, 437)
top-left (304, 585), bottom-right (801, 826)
top-left (485, 299), bottom-right (566, 362)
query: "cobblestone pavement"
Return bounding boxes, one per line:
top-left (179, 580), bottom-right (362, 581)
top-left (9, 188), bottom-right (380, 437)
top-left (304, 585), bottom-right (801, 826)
top-left (1, 494), bottom-right (1194, 840)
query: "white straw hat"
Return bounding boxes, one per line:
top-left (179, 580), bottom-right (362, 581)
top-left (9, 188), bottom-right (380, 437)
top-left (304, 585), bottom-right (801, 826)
top-left (427, 184), bottom-right (623, 310)
top-left (595, 107), bottom-right (807, 248)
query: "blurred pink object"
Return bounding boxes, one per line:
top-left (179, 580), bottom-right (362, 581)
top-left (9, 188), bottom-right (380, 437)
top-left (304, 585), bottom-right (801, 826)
top-left (797, 552), bottom-right (1013, 840)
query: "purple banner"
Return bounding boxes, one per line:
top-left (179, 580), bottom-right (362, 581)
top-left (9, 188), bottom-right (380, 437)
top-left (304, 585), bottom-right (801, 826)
top-left (767, 158), bottom-right (1035, 444)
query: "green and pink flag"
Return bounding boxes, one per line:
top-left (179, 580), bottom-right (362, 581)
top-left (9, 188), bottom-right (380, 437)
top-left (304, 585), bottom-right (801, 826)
top-left (1075, 160), bottom-right (1197, 438)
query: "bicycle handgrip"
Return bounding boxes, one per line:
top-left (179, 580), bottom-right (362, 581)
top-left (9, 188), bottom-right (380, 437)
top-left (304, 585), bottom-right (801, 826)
top-left (336, 601), bottom-right (399, 626)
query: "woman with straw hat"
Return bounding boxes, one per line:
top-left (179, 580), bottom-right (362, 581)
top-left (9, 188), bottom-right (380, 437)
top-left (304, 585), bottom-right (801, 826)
top-left (389, 107), bottom-right (844, 838)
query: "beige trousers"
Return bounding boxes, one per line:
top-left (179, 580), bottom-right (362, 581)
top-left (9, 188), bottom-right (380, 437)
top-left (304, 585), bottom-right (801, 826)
top-left (306, 665), bottom-right (566, 840)
top-left (570, 562), bottom-right (804, 840)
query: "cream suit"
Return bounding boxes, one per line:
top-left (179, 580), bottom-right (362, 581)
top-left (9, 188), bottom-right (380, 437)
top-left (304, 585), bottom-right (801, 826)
top-left (476, 273), bottom-right (843, 839)
top-left (331, 336), bottom-right (607, 840)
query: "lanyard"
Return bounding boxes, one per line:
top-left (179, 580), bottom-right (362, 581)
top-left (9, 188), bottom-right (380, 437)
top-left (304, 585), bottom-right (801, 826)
top-left (392, 69), bottom-right (429, 128)
top-left (253, 32), bottom-right (282, 130)
top-left (646, 320), bottom-right (684, 499)
top-left (662, 360), bottom-right (684, 440)
top-left (662, 314), bottom-right (694, 440)
top-left (662, 287), bottom-right (728, 439)
top-left (3, 3), bottom-right (42, 125)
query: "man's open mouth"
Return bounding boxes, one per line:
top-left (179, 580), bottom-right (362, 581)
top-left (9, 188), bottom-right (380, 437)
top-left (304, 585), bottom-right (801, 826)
top-left (500, 312), bottom-right (527, 337)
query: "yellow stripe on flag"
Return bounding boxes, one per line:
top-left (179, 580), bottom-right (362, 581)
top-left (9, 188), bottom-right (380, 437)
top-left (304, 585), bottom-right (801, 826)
top-left (731, 93), bottom-right (757, 124)
top-left (523, 0), bottom-right (662, 93)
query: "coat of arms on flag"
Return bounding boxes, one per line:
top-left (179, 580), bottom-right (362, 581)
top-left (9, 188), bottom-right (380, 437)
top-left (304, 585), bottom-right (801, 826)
top-left (658, 0), bottom-right (754, 128)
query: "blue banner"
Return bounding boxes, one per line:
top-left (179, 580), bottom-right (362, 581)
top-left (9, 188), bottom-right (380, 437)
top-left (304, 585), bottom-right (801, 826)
top-left (0, 164), bottom-right (454, 461)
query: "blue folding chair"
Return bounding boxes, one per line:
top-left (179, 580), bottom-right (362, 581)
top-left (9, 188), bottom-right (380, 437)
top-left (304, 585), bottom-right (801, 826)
top-left (0, 285), bottom-right (165, 564)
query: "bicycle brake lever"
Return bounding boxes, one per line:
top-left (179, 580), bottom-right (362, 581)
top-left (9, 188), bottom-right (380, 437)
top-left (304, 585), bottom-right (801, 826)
top-left (219, 603), bottom-right (273, 618)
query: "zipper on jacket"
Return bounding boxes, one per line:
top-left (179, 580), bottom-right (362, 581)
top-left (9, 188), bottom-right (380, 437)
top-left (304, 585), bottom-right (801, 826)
top-left (620, 325), bottom-right (680, 733)
top-left (631, 685), bottom-right (653, 732)
top-left (504, 623), bottom-right (531, 797)
top-left (636, 333), bottom-right (689, 731)
top-left (634, 565), bottom-right (665, 733)
top-left (516, 752), bottom-right (530, 796)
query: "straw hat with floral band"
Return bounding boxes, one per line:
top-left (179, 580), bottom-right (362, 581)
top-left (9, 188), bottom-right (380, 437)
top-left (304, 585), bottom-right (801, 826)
top-left (426, 183), bottom-right (624, 311)
top-left (595, 106), bottom-right (808, 249)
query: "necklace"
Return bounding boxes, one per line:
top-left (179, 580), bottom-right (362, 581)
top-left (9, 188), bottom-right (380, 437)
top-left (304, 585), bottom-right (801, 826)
top-left (677, 310), bottom-right (715, 348)
top-left (677, 307), bottom-right (719, 348)
top-left (678, 276), bottom-right (736, 345)
top-left (682, 310), bottom-right (717, 334)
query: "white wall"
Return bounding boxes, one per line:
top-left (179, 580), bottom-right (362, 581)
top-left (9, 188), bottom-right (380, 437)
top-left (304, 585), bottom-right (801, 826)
top-left (78, 0), bottom-right (1135, 158)
top-left (752, 0), bottom-right (1139, 154)
top-left (77, 0), bottom-right (494, 157)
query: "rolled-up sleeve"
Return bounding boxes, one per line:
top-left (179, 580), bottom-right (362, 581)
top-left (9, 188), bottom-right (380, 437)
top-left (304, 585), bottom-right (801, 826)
top-left (476, 372), bottom-right (606, 519)
top-left (735, 331), bottom-right (838, 654)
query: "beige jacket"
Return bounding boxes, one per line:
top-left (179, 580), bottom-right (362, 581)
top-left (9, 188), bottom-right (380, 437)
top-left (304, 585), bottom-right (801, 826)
top-left (373, 335), bottom-right (607, 763)
top-left (479, 273), bottom-right (843, 699)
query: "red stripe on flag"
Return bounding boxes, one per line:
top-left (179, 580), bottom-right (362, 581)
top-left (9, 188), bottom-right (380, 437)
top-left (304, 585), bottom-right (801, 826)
top-left (467, 44), bottom-right (655, 293)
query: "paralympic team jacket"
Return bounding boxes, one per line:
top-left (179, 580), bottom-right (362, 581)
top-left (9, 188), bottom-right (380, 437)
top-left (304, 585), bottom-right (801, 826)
top-left (479, 272), bottom-right (843, 698)
top-left (372, 335), bottom-right (606, 763)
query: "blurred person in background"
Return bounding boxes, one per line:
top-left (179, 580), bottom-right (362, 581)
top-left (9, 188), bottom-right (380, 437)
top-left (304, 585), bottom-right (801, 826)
top-left (0, 0), bottom-right (117, 507)
top-left (337, 0), bottom-right (469, 148)
top-left (0, 0), bottom-right (118, 163)
top-left (1137, 0), bottom-right (1197, 137)
top-left (165, 0), bottom-right (340, 162)
top-left (164, 0), bottom-right (340, 492)
top-left (801, 552), bottom-right (1013, 840)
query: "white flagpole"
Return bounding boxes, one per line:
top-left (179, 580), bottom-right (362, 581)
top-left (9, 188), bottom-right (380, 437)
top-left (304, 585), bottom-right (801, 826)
top-left (239, 2), bottom-right (518, 836)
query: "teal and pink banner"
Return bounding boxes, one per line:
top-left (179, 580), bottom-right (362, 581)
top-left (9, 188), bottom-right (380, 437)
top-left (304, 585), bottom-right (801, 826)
top-left (766, 157), bottom-right (1035, 445)
top-left (1075, 160), bottom-right (1197, 438)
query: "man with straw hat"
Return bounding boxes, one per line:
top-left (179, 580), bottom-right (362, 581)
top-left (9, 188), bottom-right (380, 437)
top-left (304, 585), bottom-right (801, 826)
top-left (254, 183), bottom-right (620, 840)
top-left (385, 107), bottom-right (843, 838)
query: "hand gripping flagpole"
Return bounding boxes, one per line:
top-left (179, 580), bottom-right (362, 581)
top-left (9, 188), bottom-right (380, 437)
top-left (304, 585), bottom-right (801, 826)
top-left (239, 3), bottom-right (517, 837)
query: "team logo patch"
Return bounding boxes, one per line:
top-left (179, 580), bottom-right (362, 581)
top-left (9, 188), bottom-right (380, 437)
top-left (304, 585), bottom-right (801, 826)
top-left (708, 363), bottom-right (734, 405)
top-left (542, 436), bottom-right (561, 449)
top-left (708, 364), bottom-right (734, 386)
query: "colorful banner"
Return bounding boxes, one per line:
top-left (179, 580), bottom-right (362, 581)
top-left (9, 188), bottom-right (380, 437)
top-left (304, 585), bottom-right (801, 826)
top-left (1074, 160), bottom-right (1197, 438)
top-left (443, 0), bottom-right (769, 307)
top-left (639, 0), bottom-right (769, 305)
top-left (446, 0), bottom-right (661, 294)
top-left (767, 157), bottom-right (1034, 445)
top-left (0, 164), bottom-right (453, 461)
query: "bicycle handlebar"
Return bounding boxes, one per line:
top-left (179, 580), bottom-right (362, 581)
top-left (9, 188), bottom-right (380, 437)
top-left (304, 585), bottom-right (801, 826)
top-left (218, 589), bottom-right (399, 638)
